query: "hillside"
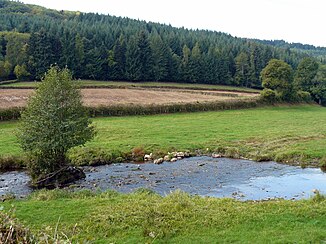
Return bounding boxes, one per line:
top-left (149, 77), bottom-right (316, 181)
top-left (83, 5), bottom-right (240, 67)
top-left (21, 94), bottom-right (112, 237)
top-left (0, 0), bottom-right (310, 88)
top-left (253, 39), bottom-right (326, 62)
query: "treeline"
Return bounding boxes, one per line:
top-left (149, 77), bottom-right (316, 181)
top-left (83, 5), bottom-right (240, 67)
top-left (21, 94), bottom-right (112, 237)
top-left (254, 39), bottom-right (326, 63)
top-left (0, 0), bottom-right (310, 87)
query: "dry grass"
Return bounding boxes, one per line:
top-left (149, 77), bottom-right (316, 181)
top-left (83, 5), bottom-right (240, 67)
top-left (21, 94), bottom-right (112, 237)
top-left (0, 88), bottom-right (258, 109)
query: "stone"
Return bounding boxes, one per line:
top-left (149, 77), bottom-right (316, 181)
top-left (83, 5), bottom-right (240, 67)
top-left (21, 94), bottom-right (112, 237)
top-left (163, 155), bottom-right (171, 161)
top-left (154, 158), bottom-right (164, 164)
top-left (176, 152), bottom-right (185, 158)
top-left (184, 151), bottom-right (191, 157)
top-left (312, 189), bottom-right (319, 194)
top-left (170, 157), bottom-right (178, 162)
top-left (144, 154), bottom-right (152, 161)
top-left (212, 153), bottom-right (222, 158)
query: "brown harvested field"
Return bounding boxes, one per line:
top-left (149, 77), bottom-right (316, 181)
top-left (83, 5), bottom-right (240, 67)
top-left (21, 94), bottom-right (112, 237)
top-left (0, 88), bottom-right (259, 109)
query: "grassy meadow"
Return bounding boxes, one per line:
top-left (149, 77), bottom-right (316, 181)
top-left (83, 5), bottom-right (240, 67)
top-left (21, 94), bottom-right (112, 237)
top-left (1, 99), bottom-right (326, 242)
top-left (1, 104), bottom-right (326, 165)
top-left (2, 189), bottom-right (326, 243)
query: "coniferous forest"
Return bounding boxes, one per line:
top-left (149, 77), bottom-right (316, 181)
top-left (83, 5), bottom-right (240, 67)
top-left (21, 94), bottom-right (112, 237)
top-left (0, 0), bottom-right (319, 88)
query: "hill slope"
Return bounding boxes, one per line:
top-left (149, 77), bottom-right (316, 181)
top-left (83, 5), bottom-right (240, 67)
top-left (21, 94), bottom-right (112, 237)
top-left (0, 0), bottom-right (310, 88)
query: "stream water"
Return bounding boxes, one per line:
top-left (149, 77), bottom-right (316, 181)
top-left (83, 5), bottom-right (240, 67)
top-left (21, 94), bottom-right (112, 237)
top-left (1, 157), bottom-right (325, 200)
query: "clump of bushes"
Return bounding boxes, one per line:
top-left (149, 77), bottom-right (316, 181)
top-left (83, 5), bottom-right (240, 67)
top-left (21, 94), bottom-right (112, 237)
top-left (0, 107), bottom-right (22, 121)
top-left (260, 89), bottom-right (279, 103)
top-left (296, 91), bottom-right (312, 102)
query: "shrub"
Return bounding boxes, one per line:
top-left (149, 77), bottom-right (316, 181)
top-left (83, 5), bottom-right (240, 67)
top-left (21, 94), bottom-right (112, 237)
top-left (296, 91), bottom-right (312, 102)
top-left (14, 64), bottom-right (30, 81)
top-left (260, 88), bottom-right (278, 103)
top-left (0, 107), bottom-right (22, 121)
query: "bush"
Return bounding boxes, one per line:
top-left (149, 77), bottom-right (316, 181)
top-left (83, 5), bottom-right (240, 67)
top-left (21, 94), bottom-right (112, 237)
top-left (296, 91), bottom-right (312, 102)
top-left (0, 107), bottom-right (22, 121)
top-left (14, 64), bottom-right (30, 81)
top-left (260, 88), bottom-right (279, 103)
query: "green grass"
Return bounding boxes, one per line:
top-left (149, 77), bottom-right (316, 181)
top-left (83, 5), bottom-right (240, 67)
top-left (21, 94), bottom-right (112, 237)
top-left (2, 189), bottom-right (326, 242)
top-left (0, 79), bottom-right (260, 93)
top-left (1, 104), bottom-right (326, 165)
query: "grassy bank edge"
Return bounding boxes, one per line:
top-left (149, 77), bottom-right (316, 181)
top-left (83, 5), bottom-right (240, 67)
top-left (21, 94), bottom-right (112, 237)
top-left (1, 189), bottom-right (326, 243)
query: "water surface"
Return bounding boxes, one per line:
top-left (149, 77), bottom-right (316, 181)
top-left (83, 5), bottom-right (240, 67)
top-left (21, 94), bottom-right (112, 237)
top-left (1, 157), bottom-right (325, 200)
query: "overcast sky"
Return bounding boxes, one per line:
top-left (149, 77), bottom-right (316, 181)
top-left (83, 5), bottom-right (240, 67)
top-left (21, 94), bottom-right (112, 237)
top-left (21, 0), bottom-right (326, 47)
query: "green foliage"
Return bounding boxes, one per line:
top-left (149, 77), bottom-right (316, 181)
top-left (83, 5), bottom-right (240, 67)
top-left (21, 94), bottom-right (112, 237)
top-left (0, 0), bottom-right (313, 87)
top-left (0, 107), bottom-right (22, 121)
top-left (0, 60), bottom-right (11, 79)
top-left (14, 64), bottom-right (30, 80)
top-left (310, 64), bottom-right (326, 105)
top-left (294, 57), bottom-right (319, 90)
top-left (261, 59), bottom-right (295, 101)
top-left (296, 90), bottom-right (312, 102)
top-left (17, 66), bottom-right (95, 178)
top-left (260, 88), bottom-right (278, 103)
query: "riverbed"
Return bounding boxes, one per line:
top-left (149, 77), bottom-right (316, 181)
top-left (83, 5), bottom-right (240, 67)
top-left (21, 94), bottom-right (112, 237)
top-left (1, 157), bottom-right (325, 200)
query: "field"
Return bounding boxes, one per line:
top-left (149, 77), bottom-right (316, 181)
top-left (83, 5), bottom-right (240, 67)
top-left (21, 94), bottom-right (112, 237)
top-left (1, 190), bottom-right (325, 243)
top-left (1, 81), bottom-right (326, 242)
top-left (0, 87), bottom-right (258, 109)
top-left (1, 105), bottom-right (326, 165)
top-left (0, 80), bottom-right (260, 93)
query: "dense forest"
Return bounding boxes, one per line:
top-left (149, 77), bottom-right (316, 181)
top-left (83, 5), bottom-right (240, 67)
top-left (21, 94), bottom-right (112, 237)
top-left (0, 0), bottom-right (317, 88)
top-left (253, 39), bottom-right (326, 63)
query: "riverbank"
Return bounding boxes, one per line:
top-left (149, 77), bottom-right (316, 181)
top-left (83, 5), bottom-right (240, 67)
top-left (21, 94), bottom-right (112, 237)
top-left (1, 188), bottom-right (326, 243)
top-left (1, 105), bottom-right (326, 170)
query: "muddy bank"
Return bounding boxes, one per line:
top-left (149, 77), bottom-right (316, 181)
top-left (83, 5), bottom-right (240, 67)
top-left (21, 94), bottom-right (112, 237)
top-left (1, 157), bottom-right (325, 200)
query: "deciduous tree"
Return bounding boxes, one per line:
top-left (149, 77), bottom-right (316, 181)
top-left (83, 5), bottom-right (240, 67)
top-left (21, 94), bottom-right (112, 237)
top-left (17, 66), bottom-right (95, 181)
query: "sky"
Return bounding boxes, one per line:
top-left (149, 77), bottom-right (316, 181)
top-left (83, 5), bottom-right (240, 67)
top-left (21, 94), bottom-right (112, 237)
top-left (21, 0), bottom-right (326, 47)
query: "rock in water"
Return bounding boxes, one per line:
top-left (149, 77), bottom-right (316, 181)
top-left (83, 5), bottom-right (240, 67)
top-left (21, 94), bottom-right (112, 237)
top-left (154, 158), bottom-right (164, 164)
top-left (32, 166), bottom-right (86, 189)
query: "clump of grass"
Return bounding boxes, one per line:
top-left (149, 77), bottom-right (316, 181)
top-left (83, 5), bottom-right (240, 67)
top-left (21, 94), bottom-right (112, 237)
top-left (0, 209), bottom-right (36, 243)
top-left (310, 190), bottom-right (326, 202)
top-left (0, 155), bottom-right (26, 171)
top-left (28, 189), bottom-right (97, 201)
top-left (68, 147), bottom-right (127, 166)
top-left (131, 146), bottom-right (145, 162)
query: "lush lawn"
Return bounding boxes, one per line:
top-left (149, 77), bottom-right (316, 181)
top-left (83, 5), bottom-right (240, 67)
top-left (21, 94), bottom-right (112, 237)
top-left (0, 79), bottom-right (260, 93)
top-left (2, 189), bottom-right (326, 242)
top-left (1, 104), bottom-right (326, 165)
